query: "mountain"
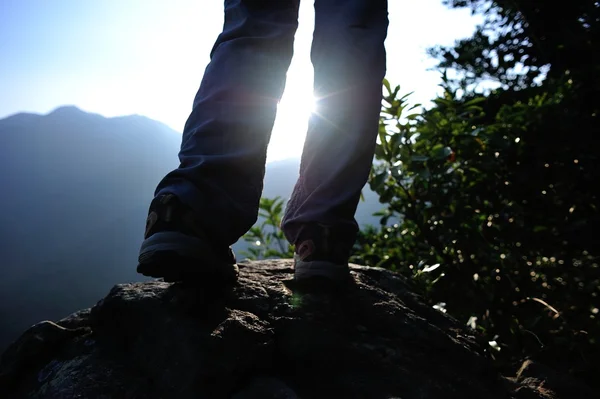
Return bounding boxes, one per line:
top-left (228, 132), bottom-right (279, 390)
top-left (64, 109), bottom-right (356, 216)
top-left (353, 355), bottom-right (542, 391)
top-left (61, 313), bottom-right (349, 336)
top-left (0, 106), bottom-right (182, 353)
top-left (0, 106), bottom-right (384, 352)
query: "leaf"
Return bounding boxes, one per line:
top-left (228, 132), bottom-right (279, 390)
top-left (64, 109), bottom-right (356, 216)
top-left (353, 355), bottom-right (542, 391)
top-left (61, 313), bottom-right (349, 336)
top-left (433, 146), bottom-right (453, 160)
top-left (380, 189), bottom-right (395, 203)
top-left (488, 341), bottom-right (501, 352)
top-left (398, 91), bottom-right (414, 102)
top-left (390, 166), bottom-right (402, 179)
top-left (382, 78), bottom-right (391, 95)
top-left (464, 97), bottom-right (486, 106)
top-left (273, 201), bottom-right (283, 216)
top-left (371, 172), bottom-right (389, 191)
top-left (433, 302), bottom-right (447, 313)
top-left (422, 263), bottom-right (441, 272)
top-left (417, 168), bottom-right (431, 180)
top-left (374, 143), bottom-right (386, 159)
top-left (411, 155), bottom-right (429, 162)
top-left (380, 215), bottom-right (391, 226)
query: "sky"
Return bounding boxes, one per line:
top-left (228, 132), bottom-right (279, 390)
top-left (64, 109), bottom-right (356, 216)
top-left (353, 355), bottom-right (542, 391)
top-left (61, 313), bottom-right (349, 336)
top-left (0, 0), bottom-right (483, 161)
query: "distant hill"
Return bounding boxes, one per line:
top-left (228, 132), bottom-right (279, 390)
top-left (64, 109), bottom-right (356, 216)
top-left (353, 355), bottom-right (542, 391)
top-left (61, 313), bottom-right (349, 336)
top-left (0, 106), bottom-right (383, 351)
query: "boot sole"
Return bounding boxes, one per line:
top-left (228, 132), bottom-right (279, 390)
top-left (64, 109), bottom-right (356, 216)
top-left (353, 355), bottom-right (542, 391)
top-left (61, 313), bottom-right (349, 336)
top-left (294, 255), bottom-right (350, 283)
top-left (137, 232), bottom-right (238, 284)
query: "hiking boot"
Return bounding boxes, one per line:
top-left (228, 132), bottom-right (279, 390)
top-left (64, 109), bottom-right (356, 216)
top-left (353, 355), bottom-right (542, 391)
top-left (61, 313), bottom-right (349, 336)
top-left (293, 224), bottom-right (353, 284)
top-left (137, 193), bottom-right (238, 284)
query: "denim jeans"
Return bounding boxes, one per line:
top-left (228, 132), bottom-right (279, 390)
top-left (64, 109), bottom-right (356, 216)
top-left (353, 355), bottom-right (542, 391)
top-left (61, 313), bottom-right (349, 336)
top-left (154, 0), bottom-right (389, 247)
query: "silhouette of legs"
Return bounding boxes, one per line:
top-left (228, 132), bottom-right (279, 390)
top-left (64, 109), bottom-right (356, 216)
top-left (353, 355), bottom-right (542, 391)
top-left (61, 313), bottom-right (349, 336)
top-left (154, 0), bottom-right (300, 246)
top-left (281, 0), bottom-right (389, 248)
top-left (148, 0), bottom-right (388, 258)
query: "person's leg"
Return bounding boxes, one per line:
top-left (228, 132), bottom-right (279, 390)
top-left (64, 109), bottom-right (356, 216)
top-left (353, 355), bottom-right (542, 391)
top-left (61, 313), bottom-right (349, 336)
top-left (153, 0), bottom-right (300, 246)
top-left (138, 0), bottom-right (300, 281)
top-left (281, 0), bottom-right (389, 278)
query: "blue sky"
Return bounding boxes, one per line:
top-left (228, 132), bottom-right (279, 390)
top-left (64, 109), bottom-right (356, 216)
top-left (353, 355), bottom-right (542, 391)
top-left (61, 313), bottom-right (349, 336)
top-left (0, 0), bottom-right (482, 161)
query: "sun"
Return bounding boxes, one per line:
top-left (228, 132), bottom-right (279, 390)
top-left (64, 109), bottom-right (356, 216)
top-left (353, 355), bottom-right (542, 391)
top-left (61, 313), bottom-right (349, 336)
top-left (308, 95), bottom-right (319, 113)
top-left (267, 88), bottom-right (317, 162)
top-left (280, 90), bottom-right (318, 116)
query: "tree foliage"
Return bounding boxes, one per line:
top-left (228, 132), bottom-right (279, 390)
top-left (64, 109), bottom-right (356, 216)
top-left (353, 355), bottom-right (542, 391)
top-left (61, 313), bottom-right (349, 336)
top-left (432, 0), bottom-right (600, 90)
top-left (356, 0), bottom-right (600, 385)
top-left (357, 78), bottom-right (598, 381)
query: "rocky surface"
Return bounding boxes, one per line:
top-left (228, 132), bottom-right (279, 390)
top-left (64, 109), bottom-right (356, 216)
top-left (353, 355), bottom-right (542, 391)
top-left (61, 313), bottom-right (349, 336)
top-left (0, 260), bottom-right (591, 398)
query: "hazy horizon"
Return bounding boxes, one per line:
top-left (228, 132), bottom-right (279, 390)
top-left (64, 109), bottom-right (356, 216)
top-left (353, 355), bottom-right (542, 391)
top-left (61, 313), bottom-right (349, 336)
top-left (0, 0), bottom-right (483, 161)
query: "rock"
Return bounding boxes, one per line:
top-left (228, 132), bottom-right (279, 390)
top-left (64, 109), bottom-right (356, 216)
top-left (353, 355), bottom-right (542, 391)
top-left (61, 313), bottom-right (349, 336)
top-left (0, 260), bottom-right (587, 398)
top-left (511, 359), bottom-right (595, 399)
